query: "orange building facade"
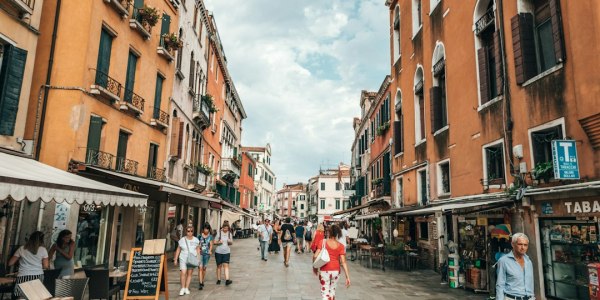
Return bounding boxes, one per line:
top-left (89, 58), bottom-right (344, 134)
top-left (239, 152), bottom-right (256, 209)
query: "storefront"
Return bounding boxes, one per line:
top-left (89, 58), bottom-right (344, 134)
top-left (527, 188), bottom-right (600, 300)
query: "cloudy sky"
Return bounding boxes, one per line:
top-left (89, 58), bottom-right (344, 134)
top-left (204, 0), bottom-right (389, 188)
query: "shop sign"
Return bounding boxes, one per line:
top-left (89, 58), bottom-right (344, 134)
top-left (564, 201), bottom-right (600, 214)
top-left (541, 202), bottom-right (554, 215)
top-left (552, 140), bottom-right (580, 180)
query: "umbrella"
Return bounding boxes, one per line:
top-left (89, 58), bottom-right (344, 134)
top-left (491, 224), bottom-right (511, 239)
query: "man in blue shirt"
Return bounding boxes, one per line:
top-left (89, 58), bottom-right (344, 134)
top-left (496, 233), bottom-right (535, 300)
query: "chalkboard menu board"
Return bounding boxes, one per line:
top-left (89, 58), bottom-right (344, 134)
top-left (124, 248), bottom-right (168, 299)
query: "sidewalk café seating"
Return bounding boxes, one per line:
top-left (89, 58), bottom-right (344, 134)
top-left (55, 278), bottom-right (89, 300)
top-left (43, 268), bottom-right (63, 296)
top-left (0, 264), bottom-right (15, 300)
top-left (84, 268), bottom-right (120, 300)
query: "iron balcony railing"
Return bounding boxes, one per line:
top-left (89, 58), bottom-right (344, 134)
top-left (153, 107), bottom-right (169, 124)
top-left (221, 158), bottom-right (240, 176)
top-left (192, 94), bottom-right (211, 129)
top-left (85, 149), bottom-right (115, 170)
top-left (132, 7), bottom-right (153, 33)
top-left (94, 69), bottom-right (122, 98)
top-left (373, 180), bottom-right (391, 198)
top-left (124, 88), bottom-right (145, 113)
top-left (148, 167), bottom-right (165, 181)
top-left (475, 7), bottom-right (495, 35)
top-left (116, 157), bottom-right (138, 175)
top-left (18, 0), bottom-right (35, 9)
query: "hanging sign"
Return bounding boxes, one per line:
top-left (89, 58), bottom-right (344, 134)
top-left (552, 140), bottom-right (580, 179)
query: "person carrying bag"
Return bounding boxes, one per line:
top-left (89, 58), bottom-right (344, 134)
top-left (174, 225), bottom-right (200, 296)
top-left (312, 224), bottom-right (351, 300)
top-left (312, 239), bottom-right (330, 268)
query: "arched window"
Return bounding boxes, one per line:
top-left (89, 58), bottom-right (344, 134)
top-left (189, 51), bottom-right (195, 91)
top-left (393, 6), bottom-right (401, 62)
top-left (473, 0), bottom-right (502, 106)
top-left (393, 90), bottom-right (403, 155)
top-left (431, 42), bottom-right (447, 133)
top-left (414, 66), bottom-right (425, 142)
top-left (412, 0), bottom-right (422, 37)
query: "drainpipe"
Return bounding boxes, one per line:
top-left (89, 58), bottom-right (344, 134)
top-left (35, 0), bottom-right (62, 161)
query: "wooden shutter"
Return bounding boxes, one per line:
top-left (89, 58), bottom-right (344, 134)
top-left (394, 120), bottom-right (403, 155)
top-left (0, 45), bottom-right (27, 136)
top-left (133, 0), bottom-right (143, 9)
top-left (153, 75), bottom-right (163, 118)
top-left (548, 0), bottom-right (565, 63)
top-left (95, 29), bottom-right (112, 85)
top-left (177, 121), bottom-right (184, 157)
top-left (493, 31), bottom-right (503, 96)
top-left (160, 13), bottom-right (171, 48)
top-left (116, 131), bottom-right (129, 159)
top-left (86, 116), bottom-right (103, 152)
top-left (511, 13), bottom-right (537, 84)
top-left (124, 52), bottom-right (137, 99)
top-left (169, 117), bottom-right (181, 157)
top-left (477, 47), bottom-right (490, 104)
top-left (430, 87), bottom-right (442, 133)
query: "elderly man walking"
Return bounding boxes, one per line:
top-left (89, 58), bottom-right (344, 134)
top-left (257, 220), bottom-right (272, 261)
top-left (496, 233), bottom-right (535, 300)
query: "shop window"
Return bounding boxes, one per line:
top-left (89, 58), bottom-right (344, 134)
top-left (75, 204), bottom-right (106, 267)
top-left (419, 222), bottom-right (428, 240)
top-left (437, 160), bottom-right (450, 196)
top-left (484, 141), bottom-right (506, 185)
top-left (531, 124), bottom-right (563, 166)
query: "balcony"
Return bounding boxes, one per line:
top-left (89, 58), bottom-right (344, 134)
top-left (103, 0), bottom-right (129, 18)
top-left (4, 0), bottom-right (34, 18)
top-left (475, 7), bottom-right (495, 36)
top-left (192, 95), bottom-right (210, 129)
top-left (151, 107), bottom-right (169, 129)
top-left (221, 158), bottom-right (241, 177)
top-left (116, 157), bottom-right (138, 175)
top-left (129, 8), bottom-right (152, 40)
top-left (148, 167), bottom-right (165, 181)
top-left (373, 180), bottom-right (391, 199)
top-left (120, 89), bottom-right (145, 115)
top-left (85, 149), bottom-right (115, 170)
top-left (157, 36), bottom-right (176, 62)
top-left (90, 70), bottom-right (122, 102)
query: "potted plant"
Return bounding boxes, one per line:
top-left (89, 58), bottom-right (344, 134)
top-left (202, 94), bottom-right (218, 113)
top-left (531, 161), bottom-right (554, 183)
top-left (137, 5), bottom-right (160, 27)
top-left (162, 32), bottom-right (182, 51)
top-left (372, 178), bottom-right (383, 185)
top-left (376, 121), bottom-right (391, 136)
top-left (196, 163), bottom-right (213, 175)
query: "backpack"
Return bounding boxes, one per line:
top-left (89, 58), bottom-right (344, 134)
top-left (305, 228), bottom-right (312, 241)
top-left (283, 227), bottom-right (292, 241)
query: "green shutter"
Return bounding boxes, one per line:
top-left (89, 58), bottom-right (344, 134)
top-left (160, 13), bottom-right (171, 47)
top-left (95, 29), bottom-right (112, 86)
top-left (0, 45), bottom-right (27, 136)
top-left (153, 75), bottom-right (163, 118)
top-left (124, 52), bottom-right (137, 102)
top-left (117, 131), bottom-right (129, 159)
top-left (85, 116), bottom-right (103, 164)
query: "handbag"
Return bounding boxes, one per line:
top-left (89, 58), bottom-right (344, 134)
top-left (312, 239), bottom-right (330, 268)
top-left (185, 239), bottom-right (199, 268)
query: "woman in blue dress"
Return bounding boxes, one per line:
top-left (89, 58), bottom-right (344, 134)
top-left (49, 230), bottom-right (75, 278)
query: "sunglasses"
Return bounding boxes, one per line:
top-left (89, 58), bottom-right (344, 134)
top-left (187, 230), bottom-right (193, 232)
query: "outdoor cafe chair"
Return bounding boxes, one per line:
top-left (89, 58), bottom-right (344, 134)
top-left (84, 268), bottom-right (120, 300)
top-left (55, 278), bottom-right (89, 300)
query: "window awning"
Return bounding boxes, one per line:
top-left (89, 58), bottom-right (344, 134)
top-left (333, 211), bottom-right (358, 220)
top-left (396, 197), bottom-right (512, 217)
top-left (332, 199), bottom-right (386, 216)
top-left (221, 209), bottom-right (242, 226)
top-left (355, 213), bottom-right (379, 220)
top-left (86, 166), bottom-right (219, 203)
top-left (0, 151), bottom-right (147, 207)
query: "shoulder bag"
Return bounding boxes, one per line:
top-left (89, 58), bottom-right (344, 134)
top-left (185, 239), bottom-right (199, 268)
top-left (312, 239), bottom-right (330, 268)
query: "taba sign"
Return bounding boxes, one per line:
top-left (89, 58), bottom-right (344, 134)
top-left (552, 140), bottom-right (580, 180)
top-left (564, 201), bottom-right (600, 214)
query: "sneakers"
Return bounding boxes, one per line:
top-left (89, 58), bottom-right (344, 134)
top-left (216, 280), bottom-right (221, 285)
top-left (179, 288), bottom-right (185, 296)
top-left (225, 280), bottom-right (233, 286)
top-left (199, 282), bottom-right (204, 290)
top-left (184, 288), bottom-right (190, 295)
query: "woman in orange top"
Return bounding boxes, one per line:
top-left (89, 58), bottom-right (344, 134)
top-left (310, 223), bottom-right (325, 253)
top-left (312, 224), bottom-right (351, 299)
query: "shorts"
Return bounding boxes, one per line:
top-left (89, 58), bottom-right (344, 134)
top-left (179, 257), bottom-right (196, 271)
top-left (215, 253), bottom-right (230, 265)
top-left (200, 254), bottom-right (210, 268)
top-left (281, 241), bottom-right (293, 248)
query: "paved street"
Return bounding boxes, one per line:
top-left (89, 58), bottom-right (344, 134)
top-left (164, 238), bottom-right (489, 299)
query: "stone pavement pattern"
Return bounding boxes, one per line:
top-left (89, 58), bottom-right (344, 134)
top-left (163, 238), bottom-right (488, 300)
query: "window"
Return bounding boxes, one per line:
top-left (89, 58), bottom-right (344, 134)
top-left (531, 124), bottom-right (563, 166)
top-left (300, 195), bottom-right (305, 200)
top-left (335, 182), bottom-right (341, 191)
top-left (343, 200), bottom-right (350, 209)
top-left (412, 0), bottom-right (422, 37)
top-left (335, 198), bottom-right (340, 210)
top-left (393, 6), bottom-right (401, 62)
top-left (94, 28), bottom-right (113, 89)
top-left (147, 143), bottom-right (159, 177)
top-left (395, 177), bottom-right (403, 207)
top-left (431, 43), bottom-right (447, 133)
top-left (430, 0), bottom-right (441, 13)
top-left (474, 0), bottom-right (502, 106)
top-left (320, 198), bottom-right (325, 210)
top-left (300, 204), bottom-right (304, 210)
top-left (85, 116), bottom-right (105, 166)
top-left (0, 43), bottom-right (26, 136)
top-left (159, 13), bottom-right (171, 48)
top-left (437, 160), bottom-right (450, 195)
top-left (189, 52), bottom-right (195, 91)
top-left (116, 130), bottom-right (130, 172)
top-left (153, 74), bottom-right (164, 119)
top-left (419, 222), bottom-right (429, 240)
top-left (484, 141), bottom-right (506, 185)
top-left (417, 168), bottom-right (428, 206)
top-left (320, 182), bottom-right (325, 191)
top-left (176, 28), bottom-right (183, 72)
top-left (414, 67), bottom-right (425, 142)
top-left (344, 183), bottom-right (350, 190)
top-left (248, 163), bottom-right (253, 177)
top-left (124, 51), bottom-right (138, 103)
top-left (512, 0), bottom-right (564, 84)
top-left (393, 90), bottom-right (404, 155)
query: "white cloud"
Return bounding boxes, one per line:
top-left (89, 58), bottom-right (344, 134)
top-left (204, 0), bottom-right (389, 187)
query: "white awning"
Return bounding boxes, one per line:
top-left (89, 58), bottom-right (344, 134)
top-left (397, 198), bottom-right (512, 217)
top-left (221, 210), bottom-right (242, 226)
top-left (0, 152), bottom-right (147, 207)
top-left (333, 211), bottom-right (358, 220)
top-left (355, 213), bottom-right (379, 220)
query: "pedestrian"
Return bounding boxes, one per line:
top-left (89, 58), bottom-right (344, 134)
top-left (295, 221), bottom-right (305, 253)
top-left (304, 222), bottom-right (313, 252)
top-left (214, 223), bottom-right (233, 286)
top-left (312, 224), bottom-right (351, 299)
top-left (8, 231), bottom-right (49, 298)
top-left (257, 219), bottom-right (272, 261)
top-left (197, 223), bottom-right (213, 290)
top-left (49, 229), bottom-right (75, 278)
top-left (310, 223), bottom-right (325, 253)
top-left (280, 217), bottom-right (296, 267)
top-left (337, 222), bottom-right (350, 250)
top-left (174, 225), bottom-right (200, 296)
top-left (373, 226), bottom-right (384, 247)
top-left (269, 219), bottom-right (280, 254)
top-left (496, 233), bottom-right (534, 300)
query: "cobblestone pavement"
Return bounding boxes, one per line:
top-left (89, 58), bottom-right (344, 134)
top-left (163, 238), bottom-right (489, 300)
